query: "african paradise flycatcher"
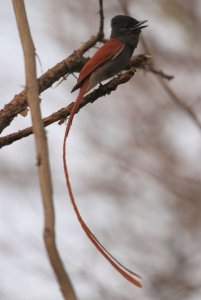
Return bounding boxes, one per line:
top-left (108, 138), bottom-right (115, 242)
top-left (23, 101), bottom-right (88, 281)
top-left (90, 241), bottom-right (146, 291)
top-left (63, 15), bottom-right (148, 287)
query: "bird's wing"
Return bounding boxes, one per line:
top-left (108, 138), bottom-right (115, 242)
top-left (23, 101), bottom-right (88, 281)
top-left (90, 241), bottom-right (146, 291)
top-left (71, 38), bottom-right (125, 92)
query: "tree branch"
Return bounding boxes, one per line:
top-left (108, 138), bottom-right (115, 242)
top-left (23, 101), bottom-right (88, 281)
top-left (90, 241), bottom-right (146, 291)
top-left (0, 2), bottom-right (105, 134)
top-left (12, 1), bottom-right (77, 299)
top-left (0, 55), bottom-right (152, 148)
top-left (0, 50), bottom-right (86, 134)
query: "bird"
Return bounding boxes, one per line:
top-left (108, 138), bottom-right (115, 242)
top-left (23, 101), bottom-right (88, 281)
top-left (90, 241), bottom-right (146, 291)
top-left (63, 15), bottom-right (148, 288)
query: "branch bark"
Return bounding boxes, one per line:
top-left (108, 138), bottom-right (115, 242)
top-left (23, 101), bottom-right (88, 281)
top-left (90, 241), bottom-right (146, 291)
top-left (0, 7), bottom-right (104, 134)
top-left (0, 3), bottom-right (171, 136)
top-left (0, 55), bottom-right (152, 148)
top-left (12, 1), bottom-right (77, 299)
top-left (0, 48), bottom-right (86, 134)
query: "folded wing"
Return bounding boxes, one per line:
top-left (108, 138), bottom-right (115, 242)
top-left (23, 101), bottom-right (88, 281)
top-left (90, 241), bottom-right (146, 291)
top-left (71, 38), bottom-right (125, 92)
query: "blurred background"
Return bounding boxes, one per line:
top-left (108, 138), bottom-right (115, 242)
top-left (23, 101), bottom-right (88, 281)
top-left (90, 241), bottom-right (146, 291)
top-left (1, 1), bottom-right (201, 299)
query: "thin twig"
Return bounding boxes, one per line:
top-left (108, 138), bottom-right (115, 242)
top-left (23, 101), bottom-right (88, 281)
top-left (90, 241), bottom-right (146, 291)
top-left (12, 1), bottom-right (77, 299)
top-left (157, 76), bottom-right (201, 130)
top-left (141, 36), bottom-right (201, 131)
top-left (98, 0), bottom-right (104, 38)
top-left (148, 67), bottom-right (174, 80)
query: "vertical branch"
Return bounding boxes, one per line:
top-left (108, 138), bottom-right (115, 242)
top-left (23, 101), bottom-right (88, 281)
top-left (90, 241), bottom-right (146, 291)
top-left (12, 1), bottom-right (77, 299)
top-left (98, 0), bottom-right (104, 38)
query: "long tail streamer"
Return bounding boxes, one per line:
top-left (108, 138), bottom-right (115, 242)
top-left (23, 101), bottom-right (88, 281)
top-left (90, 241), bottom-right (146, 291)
top-left (63, 81), bottom-right (142, 287)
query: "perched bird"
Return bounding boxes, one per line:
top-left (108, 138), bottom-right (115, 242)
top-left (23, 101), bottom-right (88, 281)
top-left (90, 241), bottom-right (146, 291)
top-left (63, 15), bottom-right (148, 287)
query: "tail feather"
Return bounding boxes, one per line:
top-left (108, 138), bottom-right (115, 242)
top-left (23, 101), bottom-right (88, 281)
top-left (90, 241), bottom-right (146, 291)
top-left (63, 80), bottom-right (142, 288)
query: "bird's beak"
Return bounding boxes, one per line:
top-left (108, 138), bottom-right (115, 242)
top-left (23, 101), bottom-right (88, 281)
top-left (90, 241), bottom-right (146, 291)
top-left (130, 20), bottom-right (148, 30)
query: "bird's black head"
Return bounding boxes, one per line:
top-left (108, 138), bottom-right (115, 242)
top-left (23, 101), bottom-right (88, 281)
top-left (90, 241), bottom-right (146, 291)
top-left (111, 15), bottom-right (148, 39)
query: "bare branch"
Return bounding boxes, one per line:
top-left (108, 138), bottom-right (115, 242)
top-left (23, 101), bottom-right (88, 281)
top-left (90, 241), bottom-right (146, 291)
top-left (0, 54), bottom-right (172, 149)
top-left (0, 53), bottom-right (87, 134)
top-left (0, 55), bottom-right (151, 148)
top-left (148, 67), bottom-right (174, 80)
top-left (157, 76), bottom-right (201, 130)
top-left (0, 3), bottom-right (105, 134)
top-left (0, 5), bottom-right (171, 137)
top-left (12, 1), bottom-right (77, 299)
top-left (140, 36), bottom-right (201, 131)
top-left (98, 0), bottom-right (104, 38)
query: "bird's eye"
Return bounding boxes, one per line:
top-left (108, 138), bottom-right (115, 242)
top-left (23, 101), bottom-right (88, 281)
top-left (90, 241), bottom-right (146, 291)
top-left (123, 24), bottom-right (130, 31)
